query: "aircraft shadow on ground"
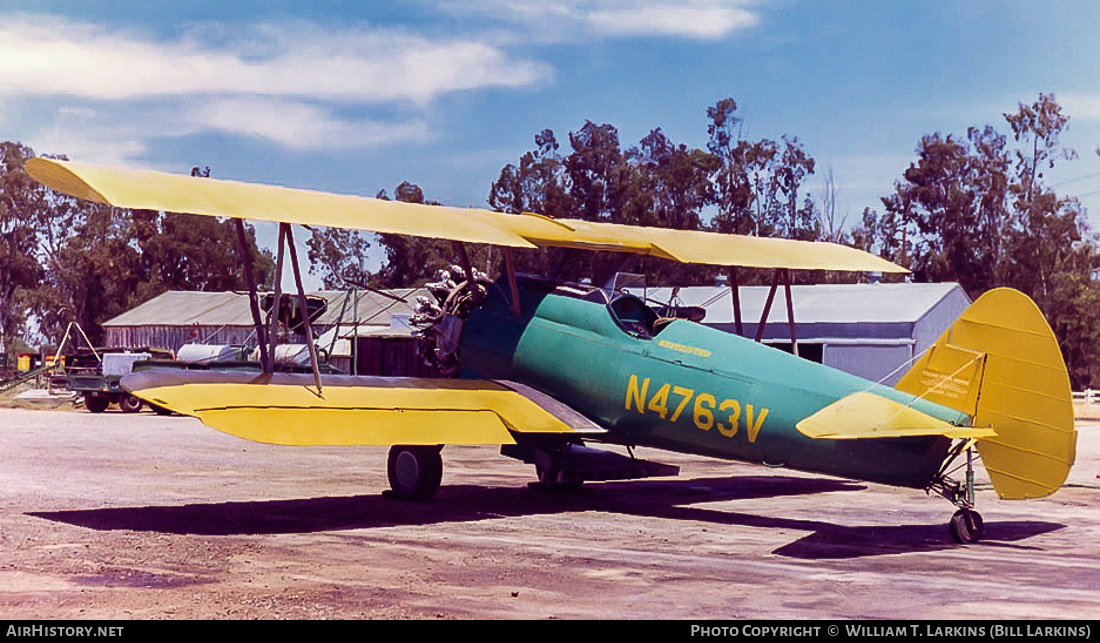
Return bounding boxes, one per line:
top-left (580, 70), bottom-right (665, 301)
top-left (28, 475), bottom-right (1064, 558)
top-left (772, 520), bottom-right (1064, 559)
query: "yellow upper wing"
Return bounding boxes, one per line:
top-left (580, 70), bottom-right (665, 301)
top-left (27, 158), bottom-right (907, 273)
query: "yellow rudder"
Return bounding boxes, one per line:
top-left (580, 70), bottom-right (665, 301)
top-left (896, 288), bottom-right (1076, 499)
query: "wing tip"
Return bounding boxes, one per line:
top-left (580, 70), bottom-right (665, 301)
top-left (26, 157), bottom-right (111, 205)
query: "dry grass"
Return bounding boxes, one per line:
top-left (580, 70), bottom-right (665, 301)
top-left (0, 380), bottom-right (80, 411)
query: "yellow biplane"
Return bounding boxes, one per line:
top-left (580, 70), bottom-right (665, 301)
top-left (27, 158), bottom-right (1076, 544)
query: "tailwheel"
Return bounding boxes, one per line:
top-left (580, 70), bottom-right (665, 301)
top-left (949, 508), bottom-right (984, 544)
top-left (384, 445), bottom-right (443, 501)
top-left (931, 440), bottom-right (985, 544)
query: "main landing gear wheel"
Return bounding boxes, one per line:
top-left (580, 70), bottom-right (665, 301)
top-left (384, 445), bottom-right (443, 501)
top-left (84, 394), bottom-right (110, 414)
top-left (949, 508), bottom-right (984, 544)
top-left (118, 394), bottom-right (143, 413)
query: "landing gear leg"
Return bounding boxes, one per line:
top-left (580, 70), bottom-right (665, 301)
top-left (929, 440), bottom-right (985, 544)
top-left (384, 445), bottom-right (443, 501)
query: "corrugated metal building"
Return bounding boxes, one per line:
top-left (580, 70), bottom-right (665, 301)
top-left (631, 283), bottom-right (970, 385)
top-left (103, 288), bottom-right (426, 355)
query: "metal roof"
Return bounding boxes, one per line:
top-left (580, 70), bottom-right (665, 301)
top-left (629, 282), bottom-right (968, 326)
top-left (103, 288), bottom-right (426, 328)
top-left (106, 283), bottom-right (966, 330)
top-left (104, 291), bottom-right (254, 327)
top-left (310, 289), bottom-right (423, 327)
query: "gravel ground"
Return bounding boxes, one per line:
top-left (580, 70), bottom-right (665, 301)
top-left (0, 405), bottom-right (1097, 620)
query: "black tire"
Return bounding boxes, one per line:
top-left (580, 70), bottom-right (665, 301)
top-left (84, 394), bottom-right (110, 414)
top-left (118, 394), bottom-right (143, 414)
top-left (949, 509), bottom-right (984, 544)
top-left (386, 445), bottom-right (443, 501)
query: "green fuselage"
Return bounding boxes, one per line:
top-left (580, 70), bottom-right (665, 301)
top-left (459, 279), bottom-right (969, 489)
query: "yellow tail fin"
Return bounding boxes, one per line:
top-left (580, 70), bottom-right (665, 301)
top-left (895, 288), bottom-right (1076, 499)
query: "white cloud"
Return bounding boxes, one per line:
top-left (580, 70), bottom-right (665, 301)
top-left (191, 98), bottom-right (430, 150)
top-left (435, 0), bottom-right (761, 41)
top-left (0, 13), bottom-right (552, 161)
top-left (0, 15), bottom-right (549, 103)
top-left (587, 2), bottom-right (758, 39)
top-left (1060, 93), bottom-right (1100, 122)
top-left (29, 105), bottom-right (154, 166)
top-left (20, 96), bottom-right (434, 165)
top-left (0, 3), bottom-right (762, 165)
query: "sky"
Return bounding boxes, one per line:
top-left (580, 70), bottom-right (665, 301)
top-left (2, 0), bottom-right (1100, 289)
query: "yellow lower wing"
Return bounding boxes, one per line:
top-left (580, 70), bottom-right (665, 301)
top-left (796, 391), bottom-right (995, 440)
top-left (122, 371), bottom-right (603, 446)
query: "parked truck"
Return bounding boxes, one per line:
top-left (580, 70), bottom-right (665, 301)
top-left (66, 347), bottom-right (174, 413)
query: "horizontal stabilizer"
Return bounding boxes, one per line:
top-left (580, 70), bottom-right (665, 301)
top-left (796, 392), bottom-right (996, 440)
top-left (121, 371), bottom-right (605, 447)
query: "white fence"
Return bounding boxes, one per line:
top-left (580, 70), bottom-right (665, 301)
top-left (1073, 390), bottom-right (1099, 404)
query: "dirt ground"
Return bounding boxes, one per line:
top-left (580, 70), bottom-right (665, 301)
top-left (0, 403), bottom-right (1098, 620)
